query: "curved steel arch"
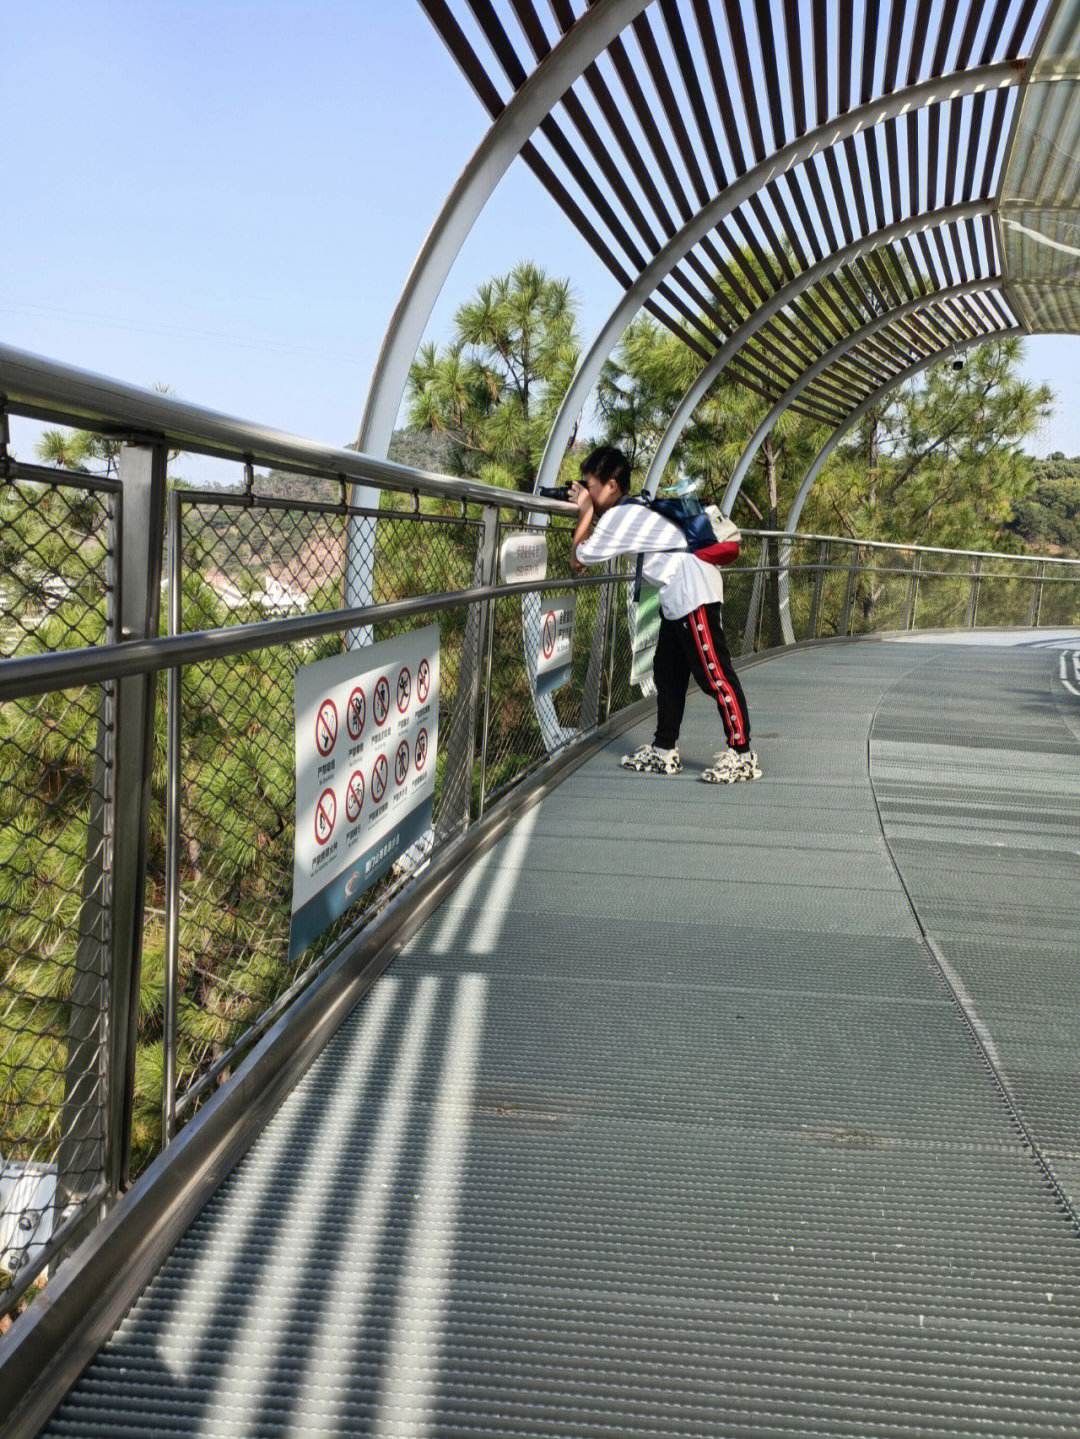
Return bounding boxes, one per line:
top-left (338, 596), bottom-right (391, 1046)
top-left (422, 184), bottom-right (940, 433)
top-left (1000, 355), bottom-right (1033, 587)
top-left (783, 325), bottom-right (1027, 535)
top-left (532, 59), bottom-right (1025, 495)
top-left (635, 201), bottom-right (995, 504)
top-left (719, 279), bottom-right (1004, 517)
top-left (355, 0), bottom-right (652, 457)
top-left (769, 323), bottom-right (1026, 645)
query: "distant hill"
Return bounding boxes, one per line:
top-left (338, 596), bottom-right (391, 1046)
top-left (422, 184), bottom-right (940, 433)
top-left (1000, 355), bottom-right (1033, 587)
top-left (1008, 453), bottom-right (1080, 558)
top-left (387, 427), bottom-right (461, 476)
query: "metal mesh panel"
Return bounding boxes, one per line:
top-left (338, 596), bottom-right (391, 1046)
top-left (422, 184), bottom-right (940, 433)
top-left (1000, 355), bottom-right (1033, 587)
top-left (910, 552), bottom-right (977, 630)
top-left (0, 472), bottom-right (115, 1316)
top-left (167, 494), bottom-right (482, 1123)
top-left (178, 493), bottom-right (480, 624)
top-left (971, 556), bottom-right (1041, 627)
top-left (847, 547), bottom-right (920, 636)
top-left (0, 474), bottom-right (114, 655)
top-left (1037, 565), bottom-right (1080, 625)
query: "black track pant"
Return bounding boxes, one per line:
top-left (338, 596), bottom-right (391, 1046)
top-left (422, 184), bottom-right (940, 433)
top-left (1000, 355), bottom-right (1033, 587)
top-left (653, 603), bottom-right (751, 753)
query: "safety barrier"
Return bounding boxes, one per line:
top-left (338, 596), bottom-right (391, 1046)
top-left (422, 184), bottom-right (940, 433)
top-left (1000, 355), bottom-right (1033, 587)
top-left (1, 343), bottom-right (1079, 1325)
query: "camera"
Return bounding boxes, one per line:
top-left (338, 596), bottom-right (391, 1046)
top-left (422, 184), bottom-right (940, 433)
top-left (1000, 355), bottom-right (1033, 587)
top-left (951, 357), bottom-right (965, 372)
top-left (538, 483), bottom-right (572, 502)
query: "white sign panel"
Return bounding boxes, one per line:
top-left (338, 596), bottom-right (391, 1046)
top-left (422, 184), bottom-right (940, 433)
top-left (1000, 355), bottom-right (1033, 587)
top-left (535, 594), bottom-right (575, 698)
top-left (290, 624), bottom-right (439, 959)
top-left (629, 584), bottom-right (661, 692)
top-left (500, 531), bottom-right (548, 585)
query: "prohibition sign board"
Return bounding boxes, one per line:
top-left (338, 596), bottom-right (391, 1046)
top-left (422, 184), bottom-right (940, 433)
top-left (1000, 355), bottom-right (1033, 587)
top-left (373, 675), bottom-right (391, 727)
top-left (542, 610), bottom-right (557, 660)
top-left (314, 786), bottom-right (337, 846)
top-left (371, 752), bottom-right (389, 804)
top-left (315, 698), bottom-right (338, 756)
top-left (417, 658), bottom-right (430, 704)
top-left (345, 769), bottom-right (365, 823)
top-left (346, 686), bottom-right (366, 741)
top-left (395, 740), bottom-right (410, 787)
top-left (397, 665), bottom-right (412, 714)
top-left (414, 727), bottom-right (429, 772)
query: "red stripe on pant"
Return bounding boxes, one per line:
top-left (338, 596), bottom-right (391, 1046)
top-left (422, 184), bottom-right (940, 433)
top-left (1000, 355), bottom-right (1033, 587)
top-left (689, 606), bottom-right (747, 749)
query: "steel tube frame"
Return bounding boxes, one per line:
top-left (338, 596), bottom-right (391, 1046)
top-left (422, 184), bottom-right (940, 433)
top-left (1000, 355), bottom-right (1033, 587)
top-left (346, 0), bottom-right (648, 621)
top-left (640, 203), bottom-right (992, 503)
top-left (354, 0), bottom-right (652, 459)
top-left (0, 572), bottom-right (620, 704)
top-left (106, 444), bottom-right (169, 1193)
top-left (162, 489), bottom-right (183, 1145)
top-left (0, 343), bottom-right (577, 519)
top-left (534, 61), bottom-right (1024, 496)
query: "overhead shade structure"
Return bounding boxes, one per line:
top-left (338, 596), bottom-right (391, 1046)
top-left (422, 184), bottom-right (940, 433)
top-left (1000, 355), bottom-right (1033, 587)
top-left (363, 0), bottom-right (1078, 515)
top-left (1000, 1), bottom-right (1080, 333)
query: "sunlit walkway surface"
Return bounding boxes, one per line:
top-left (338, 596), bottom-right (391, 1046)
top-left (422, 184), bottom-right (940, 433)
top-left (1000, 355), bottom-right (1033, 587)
top-left (44, 637), bottom-right (1080, 1438)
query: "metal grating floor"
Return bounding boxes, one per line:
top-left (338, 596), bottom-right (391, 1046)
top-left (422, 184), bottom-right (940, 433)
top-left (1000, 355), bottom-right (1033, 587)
top-left (42, 637), bottom-right (1080, 1437)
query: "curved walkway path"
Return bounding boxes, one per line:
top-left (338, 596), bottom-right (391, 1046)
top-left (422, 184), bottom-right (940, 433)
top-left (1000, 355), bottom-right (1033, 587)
top-left (42, 635), bottom-right (1080, 1438)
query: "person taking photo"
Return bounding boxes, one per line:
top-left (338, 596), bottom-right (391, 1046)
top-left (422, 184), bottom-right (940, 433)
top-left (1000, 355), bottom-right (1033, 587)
top-left (571, 445), bottom-right (761, 783)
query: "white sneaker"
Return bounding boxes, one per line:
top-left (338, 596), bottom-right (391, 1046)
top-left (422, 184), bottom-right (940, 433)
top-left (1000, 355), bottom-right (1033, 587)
top-left (620, 743), bottom-right (683, 776)
top-left (701, 749), bottom-right (762, 784)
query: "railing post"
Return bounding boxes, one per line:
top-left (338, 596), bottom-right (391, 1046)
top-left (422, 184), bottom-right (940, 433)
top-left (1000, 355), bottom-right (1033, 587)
top-left (603, 562), bottom-right (619, 720)
top-left (838, 545), bottom-right (860, 636)
top-left (105, 442), bottom-right (168, 1193)
top-left (438, 504), bottom-right (500, 837)
top-left (476, 570), bottom-right (499, 820)
top-left (1030, 560), bottom-right (1045, 628)
top-left (808, 540), bottom-right (828, 638)
top-left (967, 557), bottom-right (982, 628)
top-left (57, 466), bottom-right (120, 1213)
top-left (741, 539), bottom-right (767, 653)
top-left (906, 552), bottom-right (922, 630)
top-left (580, 583), bottom-right (609, 731)
top-left (161, 488), bottom-right (183, 1144)
top-left (57, 715), bottom-right (112, 1213)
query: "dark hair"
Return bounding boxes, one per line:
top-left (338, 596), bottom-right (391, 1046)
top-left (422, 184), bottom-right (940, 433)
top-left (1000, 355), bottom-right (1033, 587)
top-left (580, 445), bottom-right (631, 494)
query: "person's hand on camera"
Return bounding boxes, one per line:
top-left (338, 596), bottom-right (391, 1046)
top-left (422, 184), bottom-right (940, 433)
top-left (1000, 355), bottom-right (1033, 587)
top-left (570, 480), bottom-right (593, 513)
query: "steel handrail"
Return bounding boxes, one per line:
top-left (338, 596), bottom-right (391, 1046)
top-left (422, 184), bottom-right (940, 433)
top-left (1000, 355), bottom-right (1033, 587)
top-left (741, 527), bottom-right (1080, 568)
top-left (0, 571), bottom-right (617, 701)
top-left (0, 342), bottom-right (577, 517)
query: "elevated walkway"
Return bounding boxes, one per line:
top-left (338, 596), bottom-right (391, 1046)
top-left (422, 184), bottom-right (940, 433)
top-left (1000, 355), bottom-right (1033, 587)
top-left (36, 636), bottom-right (1080, 1437)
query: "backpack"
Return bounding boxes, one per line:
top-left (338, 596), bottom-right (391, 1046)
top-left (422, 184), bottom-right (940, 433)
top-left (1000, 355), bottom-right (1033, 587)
top-left (628, 496), bottom-right (741, 599)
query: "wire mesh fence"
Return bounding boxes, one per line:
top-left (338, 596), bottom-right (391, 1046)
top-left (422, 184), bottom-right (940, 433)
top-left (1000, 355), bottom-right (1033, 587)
top-left (166, 490), bottom-right (484, 1128)
top-left (4, 452), bottom-right (1080, 1331)
top-left (0, 468), bottom-right (117, 1318)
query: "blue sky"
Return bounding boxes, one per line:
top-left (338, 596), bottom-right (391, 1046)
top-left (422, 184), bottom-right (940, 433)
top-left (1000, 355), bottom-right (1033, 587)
top-left (4, 1), bottom-right (1074, 470)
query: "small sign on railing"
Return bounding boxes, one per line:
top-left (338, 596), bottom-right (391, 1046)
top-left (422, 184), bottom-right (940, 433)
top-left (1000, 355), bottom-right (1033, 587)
top-left (500, 531), bottom-right (548, 585)
top-left (534, 594), bottom-right (575, 698)
top-left (290, 625), bottom-right (440, 959)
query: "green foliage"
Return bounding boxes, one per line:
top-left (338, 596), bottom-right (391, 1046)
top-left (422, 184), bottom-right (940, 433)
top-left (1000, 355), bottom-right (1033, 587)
top-left (806, 338), bottom-right (1052, 551)
top-left (407, 261), bottom-right (580, 490)
top-left (1008, 454), bottom-right (1080, 556)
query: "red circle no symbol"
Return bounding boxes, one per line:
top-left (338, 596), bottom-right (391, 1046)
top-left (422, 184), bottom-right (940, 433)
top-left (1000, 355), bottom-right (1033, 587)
top-left (314, 787), bottom-right (337, 846)
top-left (417, 658), bottom-right (431, 704)
top-left (397, 666), bottom-right (412, 714)
top-left (345, 769), bottom-right (365, 823)
top-left (371, 752), bottom-right (389, 803)
top-left (542, 611), bottom-right (557, 660)
top-left (315, 699), bottom-right (338, 756)
top-left (414, 727), bottom-right (429, 772)
top-left (395, 739), bottom-right (410, 786)
top-left (373, 676), bottom-right (390, 726)
top-left (346, 686), bottom-right (366, 741)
